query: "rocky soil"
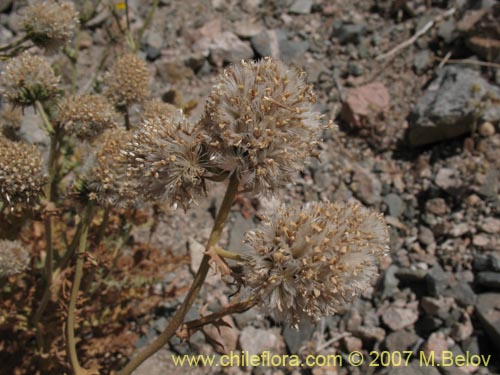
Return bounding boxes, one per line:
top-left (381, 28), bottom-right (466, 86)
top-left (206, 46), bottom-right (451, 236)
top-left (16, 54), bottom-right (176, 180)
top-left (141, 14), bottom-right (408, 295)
top-left (1, 0), bottom-right (499, 374)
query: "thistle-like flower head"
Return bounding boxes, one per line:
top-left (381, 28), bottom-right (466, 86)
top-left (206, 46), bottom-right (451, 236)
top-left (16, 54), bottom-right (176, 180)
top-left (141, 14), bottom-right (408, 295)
top-left (142, 99), bottom-right (177, 122)
top-left (202, 58), bottom-right (329, 193)
top-left (22, 0), bottom-right (79, 51)
top-left (0, 240), bottom-right (30, 277)
top-left (122, 111), bottom-right (207, 208)
top-left (104, 53), bottom-right (150, 109)
top-left (79, 129), bottom-right (137, 208)
top-left (0, 137), bottom-right (46, 211)
top-left (0, 53), bottom-right (60, 107)
top-left (241, 201), bottom-right (389, 325)
top-left (57, 94), bottom-right (117, 140)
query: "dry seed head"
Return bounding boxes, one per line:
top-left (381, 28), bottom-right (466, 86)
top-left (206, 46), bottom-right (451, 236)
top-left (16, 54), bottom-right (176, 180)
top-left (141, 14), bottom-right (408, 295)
top-left (0, 137), bottom-right (46, 210)
top-left (123, 111), bottom-right (207, 208)
top-left (0, 240), bottom-right (30, 277)
top-left (142, 99), bottom-right (177, 122)
top-left (1, 106), bottom-right (23, 139)
top-left (22, 0), bottom-right (79, 52)
top-left (202, 58), bottom-right (330, 193)
top-left (105, 53), bottom-right (150, 108)
top-left (0, 52), bottom-right (59, 107)
top-left (81, 129), bottom-right (137, 208)
top-left (241, 201), bottom-right (389, 326)
top-left (57, 94), bottom-right (117, 140)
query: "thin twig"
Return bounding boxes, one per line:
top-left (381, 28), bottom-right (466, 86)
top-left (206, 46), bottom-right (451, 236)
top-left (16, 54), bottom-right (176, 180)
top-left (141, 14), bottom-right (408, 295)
top-left (437, 51), bottom-right (452, 69)
top-left (66, 203), bottom-right (93, 375)
top-left (376, 8), bottom-right (456, 61)
top-left (119, 174), bottom-right (240, 375)
top-left (435, 57), bottom-right (500, 69)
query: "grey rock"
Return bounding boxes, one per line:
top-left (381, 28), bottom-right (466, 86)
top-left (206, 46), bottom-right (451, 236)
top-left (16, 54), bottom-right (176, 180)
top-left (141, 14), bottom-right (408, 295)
top-left (474, 253), bottom-right (500, 272)
top-left (251, 29), bottom-right (309, 60)
top-left (332, 23), bottom-right (366, 44)
top-left (350, 166), bottom-right (382, 205)
top-left (476, 272), bottom-right (500, 290)
top-left (407, 66), bottom-right (500, 146)
top-left (382, 306), bottom-right (419, 331)
top-left (418, 226), bottom-right (435, 246)
top-left (383, 193), bottom-right (405, 218)
top-left (438, 20), bottom-right (457, 43)
top-left (228, 213), bottom-right (254, 253)
top-left (144, 31), bottom-right (163, 60)
top-left (396, 268), bottom-right (428, 282)
top-left (435, 168), bottom-right (461, 191)
top-left (289, 0), bottom-right (313, 14)
top-left (282, 320), bottom-right (315, 353)
top-left (209, 31), bottom-right (254, 65)
top-left (384, 331), bottom-right (419, 352)
top-left (153, 317), bottom-right (167, 333)
top-left (347, 62), bottom-right (364, 77)
top-left (354, 326), bottom-right (386, 342)
top-left (233, 308), bottom-right (259, 329)
top-left (475, 293), bottom-right (500, 352)
top-left (417, 316), bottom-right (443, 334)
top-left (445, 281), bottom-right (477, 307)
top-left (380, 265), bottom-right (400, 298)
top-left (413, 49), bottom-right (432, 74)
top-left (239, 327), bottom-right (285, 357)
top-left (233, 20), bottom-right (263, 38)
top-left (426, 264), bottom-right (451, 296)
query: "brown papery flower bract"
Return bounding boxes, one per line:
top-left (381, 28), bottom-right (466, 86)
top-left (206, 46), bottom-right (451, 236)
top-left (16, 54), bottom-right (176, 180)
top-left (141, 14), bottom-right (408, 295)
top-left (81, 129), bottom-right (137, 208)
top-left (142, 99), bottom-right (177, 122)
top-left (57, 94), bottom-right (117, 140)
top-left (122, 111), bottom-right (207, 208)
top-left (242, 201), bottom-right (389, 326)
top-left (0, 53), bottom-right (59, 107)
top-left (0, 137), bottom-right (46, 210)
top-left (22, 0), bottom-right (79, 52)
top-left (0, 240), bottom-right (30, 277)
top-left (105, 53), bottom-right (150, 109)
top-left (201, 58), bottom-right (329, 194)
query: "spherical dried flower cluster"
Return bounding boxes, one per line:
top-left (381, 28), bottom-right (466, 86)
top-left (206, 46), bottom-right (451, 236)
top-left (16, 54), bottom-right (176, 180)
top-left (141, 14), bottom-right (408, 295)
top-left (22, 0), bottom-right (79, 51)
top-left (80, 129), bottom-right (137, 208)
top-left (202, 58), bottom-right (328, 193)
top-left (0, 240), bottom-right (30, 277)
top-left (0, 52), bottom-right (59, 107)
top-left (142, 99), bottom-right (177, 122)
top-left (0, 137), bottom-right (46, 210)
top-left (57, 94), bottom-right (117, 140)
top-left (241, 201), bottom-right (389, 325)
top-left (105, 53), bottom-right (150, 108)
top-left (122, 112), bottom-right (207, 208)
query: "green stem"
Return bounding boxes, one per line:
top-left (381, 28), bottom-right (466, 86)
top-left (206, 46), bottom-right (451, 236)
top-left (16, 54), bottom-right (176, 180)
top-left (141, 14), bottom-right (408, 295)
top-left (134, 0), bottom-right (160, 53)
top-left (118, 173), bottom-right (240, 375)
top-left (214, 246), bottom-right (244, 261)
top-left (66, 204), bottom-right (93, 375)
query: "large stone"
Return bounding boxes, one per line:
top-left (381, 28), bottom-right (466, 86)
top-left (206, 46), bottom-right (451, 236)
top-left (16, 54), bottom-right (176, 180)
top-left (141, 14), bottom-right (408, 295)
top-left (250, 29), bottom-right (309, 60)
top-left (407, 66), bottom-right (500, 146)
top-left (208, 31), bottom-right (254, 66)
top-left (340, 82), bottom-right (390, 128)
top-left (382, 306), bottom-right (419, 331)
top-left (475, 293), bottom-right (500, 352)
top-left (239, 327), bottom-right (285, 357)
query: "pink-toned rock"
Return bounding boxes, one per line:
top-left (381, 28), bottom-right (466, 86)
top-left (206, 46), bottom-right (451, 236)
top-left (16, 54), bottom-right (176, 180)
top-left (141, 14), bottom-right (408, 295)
top-left (382, 306), bottom-right (419, 331)
top-left (342, 336), bottom-right (363, 352)
top-left (421, 332), bottom-right (448, 361)
top-left (341, 82), bottom-right (390, 127)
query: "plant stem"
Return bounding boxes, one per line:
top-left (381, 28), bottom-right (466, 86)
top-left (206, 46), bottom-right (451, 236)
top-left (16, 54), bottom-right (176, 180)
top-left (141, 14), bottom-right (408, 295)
top-left (182, 297), bottom-right (256, 333)
top-left (66, 203), bottom-right (93, 375)
top-left (118, 173), bottom-right (240, 375)
top-left (214, 246), bottom-right (244, 261)
top-left (123, 108), bottom-right (131, 130)
top-left (134, 0), bottom-right (160, 53)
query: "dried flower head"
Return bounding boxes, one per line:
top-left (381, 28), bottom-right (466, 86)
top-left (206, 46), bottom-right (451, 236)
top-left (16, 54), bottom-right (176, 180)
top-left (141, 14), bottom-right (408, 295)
top-left (0, 137), bottom-right (46, 210)
top-left (0, 52), bottom-right (59, 107)
top-left (22, 0), bottom-right (79, 51)
top-left (104, 53), bottom-right (150, 108)
top-left (122, 111), bottom-right (207, 208)
top-left (142, 99), bottom-right (177, 122)
top-left (241, 201), bottom-right (389, 325)
top-left (202, 58), bottom-right (329, 193)
top-left (79, 129), bottom-right (137, 208)
top-left (1, 106), bottom-right (23, 140)
top-left (0, 240), bottom-right (30, 277)
top-left (57, 94), bottom-right (117, 140)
